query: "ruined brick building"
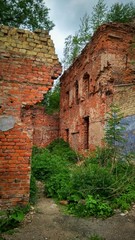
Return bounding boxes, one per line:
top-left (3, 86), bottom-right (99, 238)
top-left (60, 23), bottom-right (135, 153)
top-left (0, 22), bottom-right (135, 208)
top-left (0, 25), bottom-right (61, 208)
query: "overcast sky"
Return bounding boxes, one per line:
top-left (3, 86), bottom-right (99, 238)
top-left (45, 0), bottom-right (132, 61)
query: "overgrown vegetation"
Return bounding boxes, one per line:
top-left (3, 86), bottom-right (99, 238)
top-left (0, 205), bottom-right (30, 235)
top-left (0, 169), bottom-right (36, 235)
top-left (29, 174), bottom-right (38, 205)
top-left (41, 81), bottom-right (60, 114)
top-left (31, 106), bottom-right (135, 218)
top-left (1, 106), bottom-right (134, 236)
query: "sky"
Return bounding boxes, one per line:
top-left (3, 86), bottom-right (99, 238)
top-left (45, 0), bottom-right (132, 62)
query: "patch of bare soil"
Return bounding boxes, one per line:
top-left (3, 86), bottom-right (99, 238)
top-left (3, 182), bottom-right (135, 240)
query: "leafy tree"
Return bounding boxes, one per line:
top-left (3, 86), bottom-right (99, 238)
top-left (90, 0), bottom-right (108, 32)
top-left (63, 0), bottom-right (107, 69)
top-left (63, 34), bottom-right (80, 69)
top-left (63, 0), bottom-right (135, 69)
top-left (78, 13), bottom-right (92, 49)
top-left (43, 81), bottom-right (60, 114)
top-left (106, 2), bottom-right (135, 23)
top-left (0, 0), bottom-right (54, 31)
top-left (63, 14), bottom-right (91, 69)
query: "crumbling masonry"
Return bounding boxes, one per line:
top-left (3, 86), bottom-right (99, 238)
top-left (0, 22), bottom-right (135, 208)
top-left (0, 25), bottom-right (61, 208)
top-left (60, 23), bottom-right (135, 153)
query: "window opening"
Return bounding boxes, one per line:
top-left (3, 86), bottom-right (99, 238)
top-left (75, 80), bottom-right (79, 104)
top-left (83, 73), bottom-right (90, 98)
top-left (65, 128), bottom-right (69, 142)
top-left (66, 91), bottom-right (69, 107)
top-left (84, 116), bottom-right (89, 150)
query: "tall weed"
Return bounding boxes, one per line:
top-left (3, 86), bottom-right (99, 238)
top-left (32, 138), bottom-right (135, 218)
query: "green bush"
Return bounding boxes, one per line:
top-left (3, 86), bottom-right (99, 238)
top-left (31, 138), bottom-right (135, 218)
top-left (47, 138), bottom-right (78, 162)
top-left (30, 174), bottom-right (38, 205)
top-left (32, 149), bottom-right (71, 182)
top-left (68, 194), bottom-right (112, 218)
top-left (42, 81), bottom-right (60, 115)
top-left (0, 205), bottom-right (30, 233)
top-left (45, 172), bottom-right (72, 199)
top-left (69, 164), bottom-right (116, 199)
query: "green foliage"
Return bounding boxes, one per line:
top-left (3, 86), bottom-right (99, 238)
top-left (106, 2), bottom-right (135, 23)
top-left (68, 194), bottom-right (112, 218)
top-left (90, 0), bottom-right (108, 32)
top-left (45, 172), bottom-right (71, 200)
top-left (31, 139), bottom-right (78, 201)
top-left (42, 81), bottom-right (60, 114)
top-left (0, 205), bottom-right (30, 233)
top-left (63, 34), bottom-right (80, 69)
top-left (32, 138), bottom-right (77, 181)
top-left (63, 0), bottom-right (135, 68)
top-left (70, 163), bottom-right (115, 199)
top-left (32, 137), bottom-right (135, 219)
top-left (63, 14), bottom-right (91, 69)
top-left (105, 105), bottom-right (126, 150)
top-left (104, 105), bottom-right (127, 171)
top-left (46, 138), bottom-right (78, 162)
top-left (88, 235), bottom-right (106, 240)
top-left (30, 174), bottom-right (38, 205)
top-left (0, 0), bottom-right (54, 31)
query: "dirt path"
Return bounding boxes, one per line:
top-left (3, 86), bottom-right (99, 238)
top-left (3, 182), bottom-right (135, 240)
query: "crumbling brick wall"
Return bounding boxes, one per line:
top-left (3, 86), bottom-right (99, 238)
top-left (60, 23), bottom-right (135, 153)
top-left (0, 25), bottom-right (61, 208)
top-left (21, 105), bottom-right (59, 148)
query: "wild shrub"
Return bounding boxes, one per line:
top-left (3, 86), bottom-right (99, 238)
top-left (46, 138), bottom-right (78, 162)
top-left (69, 163), bottom-right (116, 199)
top-left (0, 205), bottom-right (30, 233)
top-left (30, 174), bottom-right (38, 205)
top-left (32, 148), bottom-right (72, 182)
top-left (31, 130), bottom-right (135, 218)
top-left (45, 172), bottom-right (72, 200)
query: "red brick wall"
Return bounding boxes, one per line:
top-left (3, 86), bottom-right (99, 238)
top-left (60, 23), bottom-right (135, 153)
top-left (0, 25), bottom-right (61, 208)
top-left (21, 106), bottom-right (59, 148)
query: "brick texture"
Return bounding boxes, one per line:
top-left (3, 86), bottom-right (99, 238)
top-left (1, 22), bottom-right (135, 209)
top-left (21, 105), bottom-right (59, 148)
top-left (0, 25), bottom-right (61, 208)
top-left (60, 23), bottom-right (135, 153)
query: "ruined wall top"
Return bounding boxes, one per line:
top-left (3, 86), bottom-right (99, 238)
top-left (0, 25), bottom-right (62, 113)
top-left (61, 22), bottom-right (135, 82)
top-left (0, 25), bottom-right (61, 79)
